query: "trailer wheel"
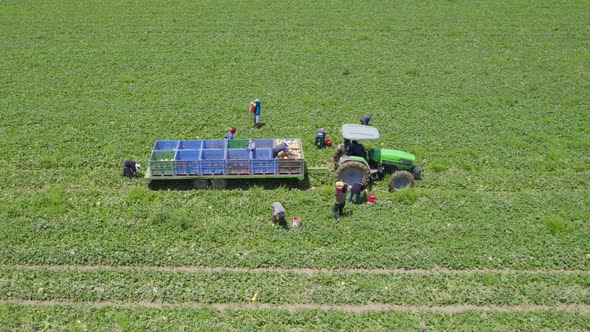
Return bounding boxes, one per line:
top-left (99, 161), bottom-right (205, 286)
top-left (389, 171), bottom-right (414, 191)
top-left (211, 179), bottom-right (228, 189)
top-left (192, 179), bottom-right (209, 189)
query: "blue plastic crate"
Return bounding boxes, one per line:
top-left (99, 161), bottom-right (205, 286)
top-left (178, 140), bottom-right (202, 150)
top-left (202, 139), bottom-right (226, 149)
top-left (253, 139), bottom-right (275, 149)
top-left (226, 149), bottom-right (251, 175)
top-left (251, 148), bottom-right (276, 174)
top-left (152, 140), bottom-right (179, 151)
top-left (200, 149), bottom-right (225, 175)
top-left (174, 150), bottom-right (200, 175)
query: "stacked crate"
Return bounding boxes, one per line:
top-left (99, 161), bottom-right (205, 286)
top-left (148, 138), bottom-right (302, 177)
top-left (175, 140), bottom-right (202, 176)
top-left (150, 140), bottom-right (178, 176)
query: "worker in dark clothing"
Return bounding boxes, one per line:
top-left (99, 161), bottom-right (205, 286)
top-left (349, 181), bottom-right (367, 204)
top-left (224, 127), bottom-right (236, 140)
top-left (360, 114), bottom-right (371, 125)
top-left (272, 142), bottom-right (292, 158)
top-left (349, 141), bottom-right (366, 159)
top-left (314, 128), bottom-right (326, 148)
top-left (333, 181), bottom-right (348, 223)
top-left (271, 201), bottom-right (286, 227)
top-left (122, 159), bottom-right (141, 178)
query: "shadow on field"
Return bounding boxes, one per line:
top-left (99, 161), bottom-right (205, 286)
top-left (147, 177), bottom-right (312, 191)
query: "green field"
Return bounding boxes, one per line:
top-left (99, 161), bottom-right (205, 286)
top-left (1, 0), bottom-right (589, 330)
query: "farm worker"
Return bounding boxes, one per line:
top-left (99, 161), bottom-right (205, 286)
top-left (272, 142), bottom-right (292, 158)
top-left (253, 98), bottom-right (261, 128)
top-left (122, 159), bottom-right (141, 179)
top-left (247, 139), bottom-right (256, 159)
top-left (349, 141), bottom-right (366, 159)
top-left (360, 114), bottom-right (371, 126)
top-left (224, 127), bottom-right (236, 140)
top-left (349, 181), bottom-right (367, 204)
top-left (271, 201), bottom-right (286, 227)
top-left (314, 128), bottom-right (326, 148)
top-left (333, 181), bottom-right (348, 223)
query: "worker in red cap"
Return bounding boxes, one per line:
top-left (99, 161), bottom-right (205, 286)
top-left (224, 127), bottom-right (236, 139)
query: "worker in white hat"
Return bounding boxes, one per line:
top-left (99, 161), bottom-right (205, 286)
top-left (122, 159), bottom-right (141, 178)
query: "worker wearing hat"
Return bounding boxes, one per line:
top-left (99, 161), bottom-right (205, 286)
top-left (122, 159), bottom-right (141, 179)
top-left (271, 201), bottom-right (286, 227)
top-left (360, 114), bottom-right (371, 126)
top-left (224, 127), bottom-right (236, 140)
top-left (333, 181), bottom-right (348, 223)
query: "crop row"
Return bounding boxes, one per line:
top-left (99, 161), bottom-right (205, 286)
top-left (1, 267), bottom-right (588, 306)
top-left (2, 303), bottom-right (589, 331)
top-left (1, 186), bottom-right (588, 270)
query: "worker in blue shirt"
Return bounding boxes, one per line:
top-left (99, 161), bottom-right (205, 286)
top-left (253, 99), bottom-right (261, 128)
top-left (360, 114), bottom-right (371, 126)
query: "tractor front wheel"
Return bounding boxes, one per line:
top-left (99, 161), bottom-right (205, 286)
top-left (389, 171), bottom-right (414, 191)
top-left (335, 161), bottom-right (370, 185)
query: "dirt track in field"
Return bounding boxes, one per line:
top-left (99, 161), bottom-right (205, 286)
top-left (4, 264), bottom-right (589, 275)
top-left (1, 299), bottom-right (589, 314)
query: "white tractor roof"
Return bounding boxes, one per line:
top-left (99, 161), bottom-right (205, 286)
top-left (341, 124), bottom-right (380, 140)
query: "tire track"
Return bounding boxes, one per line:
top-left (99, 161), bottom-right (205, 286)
top-left (3, 264), bottom-right (589, 276)
top-left (1, 299), bottom-right (588, 314)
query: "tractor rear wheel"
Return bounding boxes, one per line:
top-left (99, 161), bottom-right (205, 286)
top-left (389, 171), bottom-right (414, 191)
top-left (335, 161), bottom-right (370, 185)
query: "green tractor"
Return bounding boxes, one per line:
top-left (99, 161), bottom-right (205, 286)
top-left (332, 124), bottom-right (422, 191)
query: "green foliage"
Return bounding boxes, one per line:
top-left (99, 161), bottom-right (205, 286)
top-left (0, 0), bottom-right (589, 329)
top-left (545, 216), bottom-right (569, 234)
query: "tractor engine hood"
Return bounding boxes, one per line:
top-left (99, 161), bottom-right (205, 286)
top-left (369, 148), bottom-right (415, 166)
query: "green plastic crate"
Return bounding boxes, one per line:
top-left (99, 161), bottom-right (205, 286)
top-left (227, 139), bottom-right (249, 149)
top-left (150, 150), bottom-right (176, 176)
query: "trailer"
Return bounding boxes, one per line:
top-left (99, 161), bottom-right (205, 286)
top-left (144, 138), bottom-right (305, 189)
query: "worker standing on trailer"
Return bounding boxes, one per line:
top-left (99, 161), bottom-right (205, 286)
top-left (272, 142), bottom-right (292, 158)
top-left (253, 98), bottom-right (261, 128)
top-left (349, 181), bottom-right (367, 204)
top-left (314, 128), bottom-right (326, 148)
top-left (333, 181), bottom-right (348, 223)
top-left (360, 114), bottom-right (371, 126)
top-left (271, 201), bottom-right (286, 227)
top-left (122, 159), bottom-right (141, 179)
top-left (224, 127), bottom-right (236, 140)
top-left (247, 139), bottom-right (256, 159)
